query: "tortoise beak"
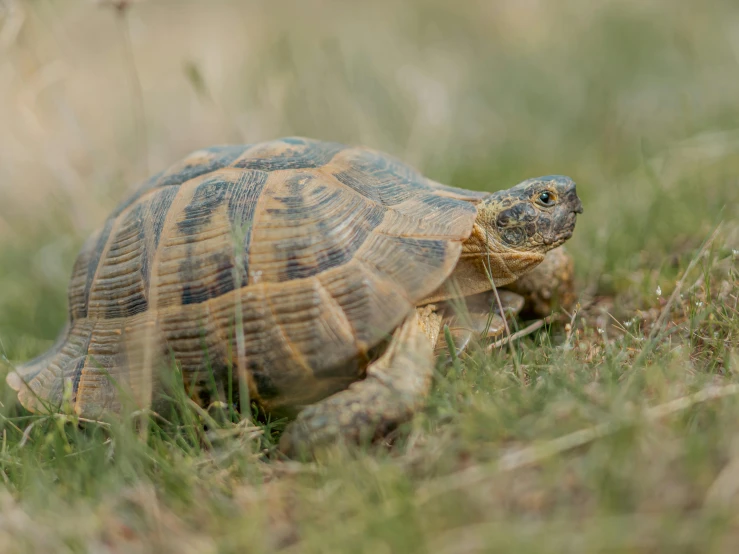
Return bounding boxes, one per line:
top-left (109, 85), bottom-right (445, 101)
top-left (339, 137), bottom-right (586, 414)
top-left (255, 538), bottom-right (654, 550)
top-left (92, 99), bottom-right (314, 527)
top-left (571, 185), bottom-right (583, 214)
top-left (559, 178), bottom-right (583, 215)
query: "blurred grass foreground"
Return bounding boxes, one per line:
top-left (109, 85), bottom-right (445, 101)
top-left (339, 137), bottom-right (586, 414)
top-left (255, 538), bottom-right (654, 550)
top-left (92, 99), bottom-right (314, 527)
top-left (1, 0), bottom-right (739, 552)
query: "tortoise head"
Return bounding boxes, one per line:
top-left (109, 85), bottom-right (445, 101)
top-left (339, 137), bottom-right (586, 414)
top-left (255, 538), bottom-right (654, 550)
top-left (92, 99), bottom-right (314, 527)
top-left (468, 175), bottom-right (583, 284)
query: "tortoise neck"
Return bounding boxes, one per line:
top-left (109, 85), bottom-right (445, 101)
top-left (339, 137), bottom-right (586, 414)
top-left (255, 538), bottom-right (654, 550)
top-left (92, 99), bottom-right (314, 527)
top-left (419, 238), bottom-right (545, 305)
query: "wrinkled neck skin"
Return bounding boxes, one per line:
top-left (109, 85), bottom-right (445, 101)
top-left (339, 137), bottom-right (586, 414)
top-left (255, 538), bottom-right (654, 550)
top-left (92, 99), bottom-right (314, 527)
top-left (421, 175), bottom-right (581, 305)
top-left (421, 222), bottom-right (545, 305)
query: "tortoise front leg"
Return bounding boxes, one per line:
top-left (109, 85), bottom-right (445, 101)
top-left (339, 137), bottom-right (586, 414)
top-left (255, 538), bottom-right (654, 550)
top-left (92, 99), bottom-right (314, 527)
top-left (435, 290), bottom-right (525, 357)
top-left (504, 246), bottom-right (576, 317)
top-left (279, 306), bottom-right (443, 459)
top-left (437, 247), bottom-right (575, 359)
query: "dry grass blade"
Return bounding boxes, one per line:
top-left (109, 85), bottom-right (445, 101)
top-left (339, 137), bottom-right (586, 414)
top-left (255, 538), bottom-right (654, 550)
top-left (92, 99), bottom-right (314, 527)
top-left (432, 515), bottom-right (712, 554)
top-left (417, 383), bottom-right (739, 503)
top-left (204, 417), bottom-right (264, 443)
top-left (106, 0), bottom-right (150, 176)
top-left (703, 450), bottom-right (739, 508)
top-left (18, 420), bottom-right (36, 448)
top-left (486, 314), bottom-right (559, 351)
top-left (644, 225), bottom-right (722, 347)
top-left (68, 415), bottom-right (111, 428)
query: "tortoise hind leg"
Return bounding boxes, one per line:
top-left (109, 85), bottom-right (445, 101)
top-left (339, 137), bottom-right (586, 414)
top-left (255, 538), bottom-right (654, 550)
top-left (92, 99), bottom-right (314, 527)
top-left (279, 306), bottom-right (443, 459)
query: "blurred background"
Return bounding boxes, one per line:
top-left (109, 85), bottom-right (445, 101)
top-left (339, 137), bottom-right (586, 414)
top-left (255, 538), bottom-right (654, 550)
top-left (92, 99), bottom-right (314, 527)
top-left (1, 0), bottom-right (739, 357)
top-left (2, 2), bottom-right (739, 551)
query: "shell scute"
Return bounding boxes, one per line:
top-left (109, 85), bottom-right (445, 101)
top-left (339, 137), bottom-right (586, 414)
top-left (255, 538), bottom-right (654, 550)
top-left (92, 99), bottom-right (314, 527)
top-left (155, 145), bottom-right (248, 188)
top-left (233, 137), bottom-right (345, 172)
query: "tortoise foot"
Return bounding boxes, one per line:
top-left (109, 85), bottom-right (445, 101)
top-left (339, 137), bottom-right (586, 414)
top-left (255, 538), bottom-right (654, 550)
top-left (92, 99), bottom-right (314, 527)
top-left (279, 381), bottom-right (395, 459)
top-left (280, 307), bottom-right (440, 459)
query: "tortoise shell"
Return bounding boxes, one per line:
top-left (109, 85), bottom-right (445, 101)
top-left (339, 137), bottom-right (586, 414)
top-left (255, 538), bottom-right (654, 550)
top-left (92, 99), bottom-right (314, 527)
top-left (9, 137), bottom-right (484, 416)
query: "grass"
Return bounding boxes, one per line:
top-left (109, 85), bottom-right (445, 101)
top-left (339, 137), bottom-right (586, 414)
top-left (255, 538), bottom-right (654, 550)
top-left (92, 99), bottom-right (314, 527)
top-left (1, 0), bottom-right (739, 551)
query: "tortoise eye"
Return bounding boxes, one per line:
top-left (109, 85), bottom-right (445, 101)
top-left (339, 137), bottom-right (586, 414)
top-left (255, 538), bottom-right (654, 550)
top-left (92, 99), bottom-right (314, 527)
top-left (537, 191), bottom-right (556, 206)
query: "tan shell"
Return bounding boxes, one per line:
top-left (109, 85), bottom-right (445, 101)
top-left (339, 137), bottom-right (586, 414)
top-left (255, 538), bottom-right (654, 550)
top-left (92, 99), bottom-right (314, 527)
top-left (8, 137), bottom-right (483, 416)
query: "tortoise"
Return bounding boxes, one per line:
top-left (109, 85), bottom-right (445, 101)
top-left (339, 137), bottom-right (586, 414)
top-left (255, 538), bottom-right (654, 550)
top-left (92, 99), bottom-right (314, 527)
top-left (5, 137), bottom-right (582, 456)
